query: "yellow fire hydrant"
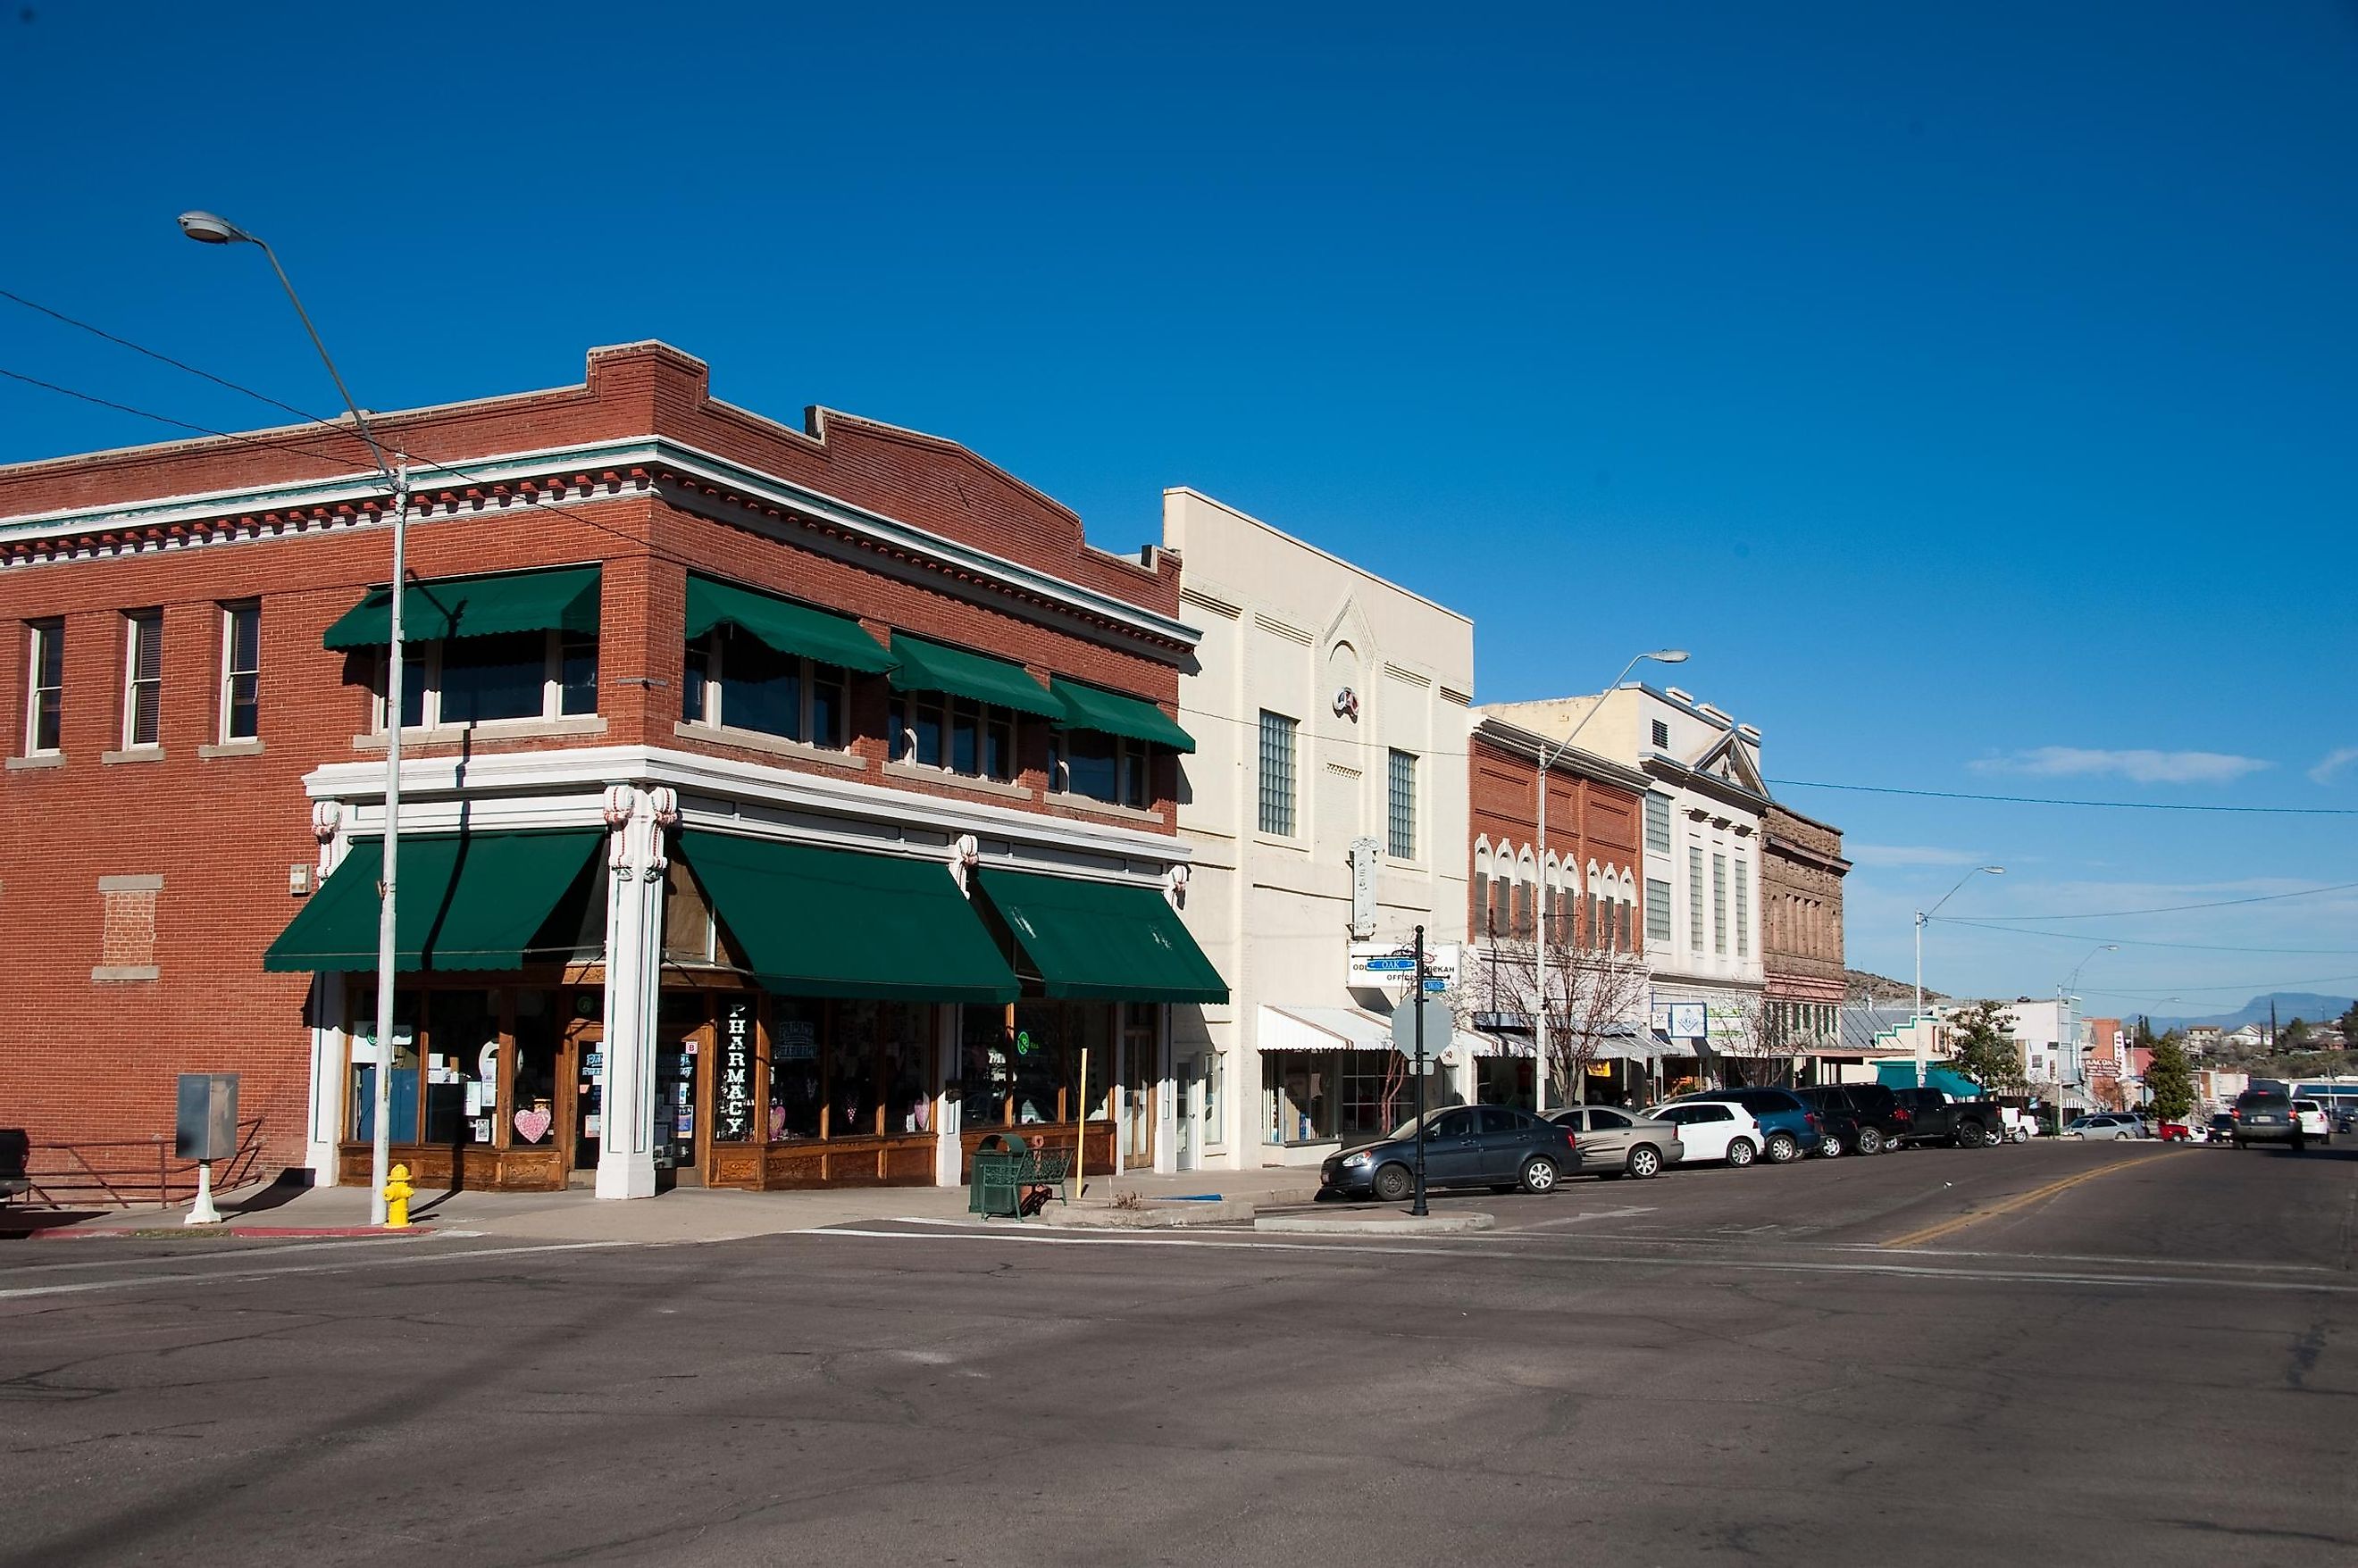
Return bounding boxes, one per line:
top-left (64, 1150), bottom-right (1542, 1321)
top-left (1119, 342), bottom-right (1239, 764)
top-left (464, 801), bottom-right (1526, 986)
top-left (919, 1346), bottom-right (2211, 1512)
top-left (384, 1163), bottom-right (414, 1229)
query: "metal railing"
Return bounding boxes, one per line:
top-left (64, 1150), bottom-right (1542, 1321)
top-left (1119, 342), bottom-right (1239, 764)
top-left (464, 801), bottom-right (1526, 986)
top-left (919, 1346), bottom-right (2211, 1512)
top-left (13, 1117), bottom-right (267, 1209)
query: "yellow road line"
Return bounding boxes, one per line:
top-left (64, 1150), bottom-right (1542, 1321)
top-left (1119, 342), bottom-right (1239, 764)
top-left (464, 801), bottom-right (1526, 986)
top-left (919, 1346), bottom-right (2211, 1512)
top-left (1880, 1152), bottom-right (2180, 1249)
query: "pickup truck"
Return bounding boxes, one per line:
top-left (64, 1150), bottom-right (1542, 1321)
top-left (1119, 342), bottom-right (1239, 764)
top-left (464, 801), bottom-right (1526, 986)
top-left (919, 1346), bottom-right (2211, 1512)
top-left (1889, 1088), bottom-right (2003, 1149)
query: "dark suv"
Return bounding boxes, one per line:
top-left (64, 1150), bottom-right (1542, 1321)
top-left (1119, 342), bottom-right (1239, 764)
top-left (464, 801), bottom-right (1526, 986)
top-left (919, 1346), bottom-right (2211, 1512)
top-left (1794, 1084), bottom-right (1903, 1155)
top-left (1662, 1088), bottom-right (1826, 1163)
top-left (2230, 1089), bottom-right (2303, 1149)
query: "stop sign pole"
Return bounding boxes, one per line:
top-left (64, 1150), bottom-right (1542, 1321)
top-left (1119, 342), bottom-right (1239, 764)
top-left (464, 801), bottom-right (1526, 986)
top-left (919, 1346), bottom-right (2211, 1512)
top-left (1410, 924), bottom-right (1430, 1216)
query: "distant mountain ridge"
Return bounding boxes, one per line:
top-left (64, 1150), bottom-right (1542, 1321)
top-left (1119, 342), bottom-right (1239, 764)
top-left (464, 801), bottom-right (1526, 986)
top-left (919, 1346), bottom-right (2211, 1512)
top-left (2137, 993), bottom-right (2355, 1032)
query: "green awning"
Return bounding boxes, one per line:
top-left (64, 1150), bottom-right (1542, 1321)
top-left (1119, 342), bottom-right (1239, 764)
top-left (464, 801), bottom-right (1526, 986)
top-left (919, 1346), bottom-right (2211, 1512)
top-left (683, 575), bottom-right (894, 673)
top-left (886, 632), bottom-right (1063, 718)
top-left (1051, 677), bottom-right (1195, 754)
top-left (679, 830), bottom-right (1018, 1002)
top-left (322, 565), bottom-right (602, 650)
top-left (974, 868), bottom-right (1227, 1005)
top-left (1874, 1062), bottom-right (1990, 1099)
top-left (263, 830), bottom-right (605, 972)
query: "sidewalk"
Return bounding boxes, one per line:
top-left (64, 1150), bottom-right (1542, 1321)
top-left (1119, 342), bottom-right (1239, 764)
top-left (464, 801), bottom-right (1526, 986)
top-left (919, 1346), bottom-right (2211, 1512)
top-left (17, 1164), bottom-right (1325, 1245)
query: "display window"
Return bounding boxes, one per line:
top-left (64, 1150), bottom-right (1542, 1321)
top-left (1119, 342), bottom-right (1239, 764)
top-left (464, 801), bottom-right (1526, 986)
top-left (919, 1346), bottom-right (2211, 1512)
top-left (345, 985), bottom-right (567, 1152)
top-left (760, 997), bottom-right (937, 1141)
top-left (958, 1002), bottom-right (1113, 1129)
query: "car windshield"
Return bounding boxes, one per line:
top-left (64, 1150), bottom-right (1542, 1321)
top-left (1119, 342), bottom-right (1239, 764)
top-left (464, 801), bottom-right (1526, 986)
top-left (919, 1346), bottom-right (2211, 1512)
top-left (1387, 1113), bottom-right (1428, 1140)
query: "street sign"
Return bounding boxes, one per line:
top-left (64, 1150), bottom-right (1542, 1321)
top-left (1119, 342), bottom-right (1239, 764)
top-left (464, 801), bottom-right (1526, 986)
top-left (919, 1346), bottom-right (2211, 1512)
top-left (1391, 997), bottom-right (1455, 1059)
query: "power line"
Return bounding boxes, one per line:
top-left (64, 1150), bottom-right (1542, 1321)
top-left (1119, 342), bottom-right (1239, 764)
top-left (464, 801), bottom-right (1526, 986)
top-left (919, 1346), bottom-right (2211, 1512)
top-left (2078, 975), bottom-right (2358, 1002)
top-left (1932, 915), bottom-right (2358, 956)
top-left (1768, 777), bottom-right (2358, 817)
top-left (1960, 880), bottom-right (2358, 922)
top-left (0, 287), bottom-right (332, 428)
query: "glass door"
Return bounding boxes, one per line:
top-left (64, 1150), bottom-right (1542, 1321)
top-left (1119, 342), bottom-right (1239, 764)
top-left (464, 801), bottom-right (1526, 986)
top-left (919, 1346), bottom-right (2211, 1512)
top-left (1121, 1005), bottom-right (1156, 1165)
top-left (569, 1020), bottom-right (603, 1173)
top-left (655, 1019), bottom-right (710, 1187)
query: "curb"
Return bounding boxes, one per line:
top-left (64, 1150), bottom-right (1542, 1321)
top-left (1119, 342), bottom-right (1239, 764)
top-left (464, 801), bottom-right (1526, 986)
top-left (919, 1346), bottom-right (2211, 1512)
top-left (1253, 1210), bottom-right (1496, 1236)
top-left (1049, 1199), bottom-right (1255, 1229)
top-left (26, 1225), bottom-right (432, 1241)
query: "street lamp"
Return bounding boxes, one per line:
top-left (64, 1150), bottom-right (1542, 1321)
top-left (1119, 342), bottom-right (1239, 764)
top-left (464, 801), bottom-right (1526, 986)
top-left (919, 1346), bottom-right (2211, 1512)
top-left (1532, 649), bottom-right (1687, 1116)
top-left (181, 211), bottom-right (410, 1226)
top-left (1913, 864), bottom-right (2003, 1088)
top-left (2059, 943), bottom-right (2120, 1109)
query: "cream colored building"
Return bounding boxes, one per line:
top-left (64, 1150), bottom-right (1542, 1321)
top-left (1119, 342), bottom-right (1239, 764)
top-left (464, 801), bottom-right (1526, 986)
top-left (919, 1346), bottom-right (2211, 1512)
top-left (1164, 488), bottom-right (1473, 1168)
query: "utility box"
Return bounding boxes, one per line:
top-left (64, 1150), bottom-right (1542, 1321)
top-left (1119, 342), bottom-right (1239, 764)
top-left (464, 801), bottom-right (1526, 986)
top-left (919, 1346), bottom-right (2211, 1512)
top-left (175, 1073), bottom-right (239, 1162)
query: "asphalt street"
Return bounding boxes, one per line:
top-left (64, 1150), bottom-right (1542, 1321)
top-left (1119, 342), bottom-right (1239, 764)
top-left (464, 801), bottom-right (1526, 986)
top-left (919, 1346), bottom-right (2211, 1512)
top-left (3, 1138), bottom-right (2353, 1567)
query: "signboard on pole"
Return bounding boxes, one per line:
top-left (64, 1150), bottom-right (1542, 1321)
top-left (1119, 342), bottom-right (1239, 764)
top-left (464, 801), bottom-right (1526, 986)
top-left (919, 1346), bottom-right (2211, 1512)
top-left (1391, 997), bottom-right (1456, 1066)
top-left (1351, 941), bottom-right (1459, 989)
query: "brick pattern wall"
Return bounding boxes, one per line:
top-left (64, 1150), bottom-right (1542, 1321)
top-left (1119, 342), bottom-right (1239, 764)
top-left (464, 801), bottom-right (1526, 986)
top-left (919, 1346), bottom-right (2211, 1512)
top-left (1762, 804), bottom-right (1847, 1002)
top-left (1465, 737), bottom-right (1643, 946)
top-left (0, 344), bottom-right (1190, 1172)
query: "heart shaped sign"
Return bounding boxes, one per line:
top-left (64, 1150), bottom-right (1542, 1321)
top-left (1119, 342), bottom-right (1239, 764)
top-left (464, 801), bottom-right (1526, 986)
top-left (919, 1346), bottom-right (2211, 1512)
top-left (514, 1107), bottom-right (553, 1144)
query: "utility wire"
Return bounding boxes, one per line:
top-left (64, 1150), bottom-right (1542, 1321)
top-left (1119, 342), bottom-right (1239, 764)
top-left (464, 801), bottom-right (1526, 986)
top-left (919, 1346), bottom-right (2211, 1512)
top-left (1954, 880), bottom-right (2358, 922)
top-left (1931, 915), bottom-right (2358, 956)
top-left (0, 287), bottom-right (334, 428)
top-left (1768, 777), bottom-right (2358, 817)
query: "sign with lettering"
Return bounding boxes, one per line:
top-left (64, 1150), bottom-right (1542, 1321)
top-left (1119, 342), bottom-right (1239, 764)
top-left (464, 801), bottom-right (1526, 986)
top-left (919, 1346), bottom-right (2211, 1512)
top-left (717, 999), bottom-right (756, 1142)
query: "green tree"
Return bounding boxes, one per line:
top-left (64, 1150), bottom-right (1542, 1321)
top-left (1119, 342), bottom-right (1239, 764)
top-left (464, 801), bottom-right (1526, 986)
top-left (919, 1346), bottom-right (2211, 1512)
top-left (2145, 1035), bottom-right (2196, 1121)
top-left (1946, 1000), bottom-right (2026, 1092)
top-left (2337, 1000), bottom-right (2357, 1039)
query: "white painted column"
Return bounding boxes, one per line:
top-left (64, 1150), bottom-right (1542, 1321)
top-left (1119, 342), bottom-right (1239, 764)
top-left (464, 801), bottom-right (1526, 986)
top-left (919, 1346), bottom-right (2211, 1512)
top-left (598, 785), bottom-right (675, 1201)
top-left (1155, 1005), bottom-right (1178, 1174)
top-left (302, 804), bottom-right (353, 1184)
top-left (933, 1004), bottom-right (963, 1188)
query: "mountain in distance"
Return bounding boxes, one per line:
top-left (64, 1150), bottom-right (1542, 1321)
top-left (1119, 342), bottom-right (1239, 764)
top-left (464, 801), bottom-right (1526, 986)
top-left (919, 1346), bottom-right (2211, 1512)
top-left (2135, 993), bottom-right (2356, 1032)
top-left (1847, 969), bottom-right (1938, 1005)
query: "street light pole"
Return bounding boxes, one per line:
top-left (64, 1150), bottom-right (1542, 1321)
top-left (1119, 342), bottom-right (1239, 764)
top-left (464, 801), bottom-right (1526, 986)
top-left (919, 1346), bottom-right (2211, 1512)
top-left (180, 211), bottom-right (408, 1226)
top-left (1531, 650), bottom-right (1686, 1118)
top-left (1913, 864), bottom-right (2003, 1088)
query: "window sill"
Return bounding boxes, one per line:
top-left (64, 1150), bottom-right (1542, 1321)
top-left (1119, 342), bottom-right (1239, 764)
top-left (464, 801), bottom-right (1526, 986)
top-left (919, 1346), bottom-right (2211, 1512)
top-left (881, 759), bottom-right (1033, 803)
top-left (91, 964), bottom-right (160, 983)
top-left (354, 714), bottom-right (609, 751)
top-left (1253, 830), bottom-right (1305, 851)
top-left (1051, 792), bottom-right (1164, 826)
top-left (101, 746), bottom-right (167, 765)
top-left (6, 754), bottom-right (65, 771)
top-left (198, 738), bottom-right (266, 760)
top-left (673, 721), bottom-right (865, 771)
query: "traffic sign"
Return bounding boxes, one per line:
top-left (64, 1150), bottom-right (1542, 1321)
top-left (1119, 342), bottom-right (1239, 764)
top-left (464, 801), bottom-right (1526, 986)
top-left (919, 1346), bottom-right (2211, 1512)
top-left (1390, 997), bottom-right (1456, 1058)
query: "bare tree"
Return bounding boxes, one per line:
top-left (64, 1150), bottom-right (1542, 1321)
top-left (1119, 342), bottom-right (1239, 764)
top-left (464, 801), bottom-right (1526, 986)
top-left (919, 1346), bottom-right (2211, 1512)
top-left (1493, 925), bottom-right (1653, 1105)
top-left (1710, 995), bottom-right (1807, 1088)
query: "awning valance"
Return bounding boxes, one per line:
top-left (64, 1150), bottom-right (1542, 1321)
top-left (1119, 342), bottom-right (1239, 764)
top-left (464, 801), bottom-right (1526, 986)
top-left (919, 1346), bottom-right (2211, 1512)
top-left (263, 830), bottom-right (605, 972)
top-left (679, 830), bottom-right (1017, 1003)
top-left (974, 868), bottom-right (1227, 1005)
top-left (323, 565), bottom-right (601, 650)
top-left (1049, 678), bottom-right (1196, 754)
top-left (1260, 1005), bottom-right (1398, 1054)
top-left (684, 575), bottom-right (894, 673)
top-left (886, 632), bottom-right (1063, 719)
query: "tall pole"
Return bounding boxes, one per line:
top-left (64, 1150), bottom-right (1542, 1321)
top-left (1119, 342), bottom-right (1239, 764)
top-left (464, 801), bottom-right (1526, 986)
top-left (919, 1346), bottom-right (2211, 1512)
top-left (1410, 924), bottom-right (1430, 1216)
top-left (1912, 864), bottom-right (2004, 1088)
top-left (369, 467), bottom-right (409, 1224)
top-left (179, 213), bottom-right (406, 1225)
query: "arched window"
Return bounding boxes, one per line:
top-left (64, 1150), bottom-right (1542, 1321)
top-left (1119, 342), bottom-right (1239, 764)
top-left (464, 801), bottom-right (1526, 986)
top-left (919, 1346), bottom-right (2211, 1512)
top-left (1473, 839), bottom-right (1493, 941)
top-left (1619, 869), bottom-right (1637, 951)
top-left (1514, 848), bottom-right (1538, 939)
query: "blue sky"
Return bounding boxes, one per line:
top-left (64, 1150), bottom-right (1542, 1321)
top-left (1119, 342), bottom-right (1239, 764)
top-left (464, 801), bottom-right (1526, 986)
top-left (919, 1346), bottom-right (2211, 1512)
top-left (4, 2), bottom-right (2354, 1014)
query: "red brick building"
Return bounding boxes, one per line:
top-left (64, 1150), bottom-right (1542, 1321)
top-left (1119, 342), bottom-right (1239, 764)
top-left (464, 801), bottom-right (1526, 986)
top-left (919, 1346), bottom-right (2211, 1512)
top-left (0, 342), bottom-right (1222, 1200)
top-left (1464, 714), bottom-right (1652, 1104)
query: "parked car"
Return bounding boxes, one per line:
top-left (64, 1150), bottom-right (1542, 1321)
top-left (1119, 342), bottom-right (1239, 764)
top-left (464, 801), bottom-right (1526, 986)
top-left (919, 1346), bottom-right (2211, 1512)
top-left (1547, 1105), bottom-right (1680, 1180)
top-left (1660, 1088), bottom-right (1826, 1163)
top-left (2156, 1119), bottom-right (2204, 1143)
top-left (2337, 1110), bottom-right (2357, 1136)
top-left (2293, 1100), bottom-right (2333, 1145)
top-left (1888, 1088), bottom-right (2003, 1149)
top-left (1646, 1101), bottom-right (1764, 1167)
top-left (2207, 1112), bottom-right (2237, 1144)
top-left (1320, 1105), bottom-right (1579, 1201)
top-left (2062, 1113), bottom-right (2141, 1140)
top-left (1794, 1085), bottom-right (1898, 1155)
top-left (2000, 1107), bottom-right (2036, 1143)
top-left (2231, 1089), bottom-right (2303, 1149)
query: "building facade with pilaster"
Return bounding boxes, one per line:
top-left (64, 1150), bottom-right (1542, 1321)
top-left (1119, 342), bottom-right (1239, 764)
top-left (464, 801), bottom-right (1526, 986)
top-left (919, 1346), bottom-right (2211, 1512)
top-left (0, 342), bottom-right (1223, 1199)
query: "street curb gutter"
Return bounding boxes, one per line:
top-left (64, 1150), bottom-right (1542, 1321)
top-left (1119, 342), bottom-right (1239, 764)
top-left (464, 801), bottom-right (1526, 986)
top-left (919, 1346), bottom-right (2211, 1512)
top-left (1253, 1211), bottom-right (1497, 1236)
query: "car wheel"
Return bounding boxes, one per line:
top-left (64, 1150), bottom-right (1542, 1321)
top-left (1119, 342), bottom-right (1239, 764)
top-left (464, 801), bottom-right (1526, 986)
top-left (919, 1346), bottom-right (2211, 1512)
top-left (1856, 1127), bottom-right (1886, 1156)
top-left (1725, 1138), bottom-right (1757, 1168)
top-left (1817, 1133), bottom-right (1843, 1158)
top-left (1627, 1145), bottom-right (1662, 1180)
top-left (1983, 1125), bottom-right (2005, 1147)
top-left (1519, 1156), bottom-right (1559, 1194)
top-left (1765, 1132), bottom-right (1799, 1164)
top-left (1952, 1128), bottom-right (1981, 1149)
top-left (1371, 1163), bottom-right (1412, 1203)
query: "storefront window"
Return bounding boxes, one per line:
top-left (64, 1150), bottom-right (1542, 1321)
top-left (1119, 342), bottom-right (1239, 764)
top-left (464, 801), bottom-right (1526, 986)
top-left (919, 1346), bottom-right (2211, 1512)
top-left (714, 996), bottom-right (758, 1142)
top-left (348, 997), bottom-right (421, 1145)
top-left (831, 1002), bottom-right (881, 1137)
top-left (426, 990), bottom-right (502, 1145)
top-left (1340, 1051), bottom-right (1410, 1139)
top-left (511, 991), bottom-right (560, 1146)
top-left (770, 999), bottom-right (824, 1139)
top-left (962, 1003), bottom-right (1112, 1129)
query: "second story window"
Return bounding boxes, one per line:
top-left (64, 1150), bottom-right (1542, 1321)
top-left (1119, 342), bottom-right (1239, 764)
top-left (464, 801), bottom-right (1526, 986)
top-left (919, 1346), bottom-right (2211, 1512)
top-left (891, 695), bottom-right (1017, 782)
top-left (219, 602), bottom-right (261, 743)
top-left (1386, 749), bottom-right (1417, 859)
top-left (1712, 852), bottom-right (1729, 955)
top-left (1054, 729), bottom-right (1150, 809)
top-left (683, 627), bottom-right (848, 749)
top-left (121, 608), bottom-right (163, 749)
top-left (1687, 846), bottom-right (1705, 950)
top-left (1646, 876), bottom-right (1672, 945)
top-left (24, 618), bottom-right (63, 755)
top-left (1258, 710), bottom-right (1297, 836)
top-left (378, 630), bottom-right (598, 730)
top-left (1644, 794), bottom-right (1671, 856)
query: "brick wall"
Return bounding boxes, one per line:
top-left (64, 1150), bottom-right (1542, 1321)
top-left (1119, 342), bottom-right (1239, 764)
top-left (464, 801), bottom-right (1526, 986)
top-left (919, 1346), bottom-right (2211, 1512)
top-left (1466, 736), bottom-right (1644, 942)
top-left (0, 344), bottom-right (1190, 1173)
top-left (1762, 804), bottom-right (1847, 999)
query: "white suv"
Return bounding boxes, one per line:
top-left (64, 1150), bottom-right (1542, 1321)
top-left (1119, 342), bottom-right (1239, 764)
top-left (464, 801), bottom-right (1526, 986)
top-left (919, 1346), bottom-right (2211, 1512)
top-left (2294, 1099), bottom-right (2333, 1145)
top-left (1647, 1102), bottom-right (1764, 1168)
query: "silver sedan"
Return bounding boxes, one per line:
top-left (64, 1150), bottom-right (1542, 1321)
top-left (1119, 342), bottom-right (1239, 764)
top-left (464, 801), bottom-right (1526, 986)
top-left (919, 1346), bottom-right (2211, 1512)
top-left (1548, 1105), bottom-right (1683, 1180)
top-left (2062, 1113), bottom-right (2141, 1140)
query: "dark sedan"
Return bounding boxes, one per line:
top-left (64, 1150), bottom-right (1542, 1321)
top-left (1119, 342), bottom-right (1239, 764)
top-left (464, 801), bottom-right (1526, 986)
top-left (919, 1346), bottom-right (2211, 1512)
top-left (1320, 1105), bottom-right (1579, 1200)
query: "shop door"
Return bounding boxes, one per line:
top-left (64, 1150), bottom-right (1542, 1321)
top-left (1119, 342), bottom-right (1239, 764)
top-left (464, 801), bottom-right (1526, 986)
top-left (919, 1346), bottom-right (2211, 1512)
top-left (569, 1022), bottom-right (604, 1174)
top-left (1176, 1056), bottom-right (1200, 1171)
top-left (1121, 1015), bottom-right (1156, 1166)
top-left (655, 1022), bottom-right (709, 1189)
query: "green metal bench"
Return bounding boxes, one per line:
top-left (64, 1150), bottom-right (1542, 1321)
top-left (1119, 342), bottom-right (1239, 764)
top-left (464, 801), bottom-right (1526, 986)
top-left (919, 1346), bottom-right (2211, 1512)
top-left (968, 1138), bottom-right (1074, 1221)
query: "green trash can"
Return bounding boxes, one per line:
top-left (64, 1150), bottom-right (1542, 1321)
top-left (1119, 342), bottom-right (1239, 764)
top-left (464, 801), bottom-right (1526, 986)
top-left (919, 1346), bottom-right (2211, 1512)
top-left (968, 1132), bottom-right (1029, 1219)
